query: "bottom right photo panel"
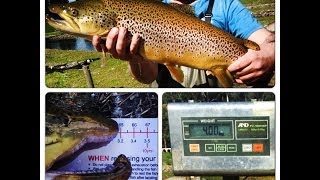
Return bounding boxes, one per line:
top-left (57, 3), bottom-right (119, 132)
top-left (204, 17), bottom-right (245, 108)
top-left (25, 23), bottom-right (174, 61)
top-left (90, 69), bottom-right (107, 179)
top-left (162, 92), bottom-right (275, 180)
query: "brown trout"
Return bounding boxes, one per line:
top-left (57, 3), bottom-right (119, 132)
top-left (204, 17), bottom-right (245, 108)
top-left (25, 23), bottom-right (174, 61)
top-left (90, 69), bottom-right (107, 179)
top-left (46, 0), bottom-right (260, 87)
top-left (45, 93), bottom-right (132, 179)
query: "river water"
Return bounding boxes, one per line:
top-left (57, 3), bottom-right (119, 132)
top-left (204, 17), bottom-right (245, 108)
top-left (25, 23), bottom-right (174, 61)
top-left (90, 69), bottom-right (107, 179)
top-left (46, 37), bottom-right (95, 51)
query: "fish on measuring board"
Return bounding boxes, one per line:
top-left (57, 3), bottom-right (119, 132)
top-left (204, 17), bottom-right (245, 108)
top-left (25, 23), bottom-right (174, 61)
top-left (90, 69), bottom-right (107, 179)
top-left (45, 93), bottom-right (132, 179)
top-left (46, 0), bottom-right (260, 88)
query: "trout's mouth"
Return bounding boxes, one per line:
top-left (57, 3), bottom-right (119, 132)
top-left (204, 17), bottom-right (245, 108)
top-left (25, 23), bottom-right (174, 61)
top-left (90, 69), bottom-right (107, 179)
top-left (46, 9), bottom-right (80, 33)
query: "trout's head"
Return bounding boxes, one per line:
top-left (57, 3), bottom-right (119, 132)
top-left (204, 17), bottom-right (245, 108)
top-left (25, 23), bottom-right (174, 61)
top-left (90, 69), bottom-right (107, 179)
top-left (46, 0), bottom-right (115, 39)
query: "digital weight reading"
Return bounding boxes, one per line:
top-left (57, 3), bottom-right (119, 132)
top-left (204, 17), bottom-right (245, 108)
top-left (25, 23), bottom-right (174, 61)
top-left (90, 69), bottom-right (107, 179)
top-left (189, 122), bottom-right (233, 139)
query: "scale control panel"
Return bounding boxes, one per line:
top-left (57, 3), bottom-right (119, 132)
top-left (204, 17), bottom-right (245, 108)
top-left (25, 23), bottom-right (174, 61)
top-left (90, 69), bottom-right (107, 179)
top-left (183, 117), bottom-right (269, 156)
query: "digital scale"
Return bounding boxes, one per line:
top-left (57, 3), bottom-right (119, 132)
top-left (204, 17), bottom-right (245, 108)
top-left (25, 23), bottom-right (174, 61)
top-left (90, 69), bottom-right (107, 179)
top-left (167, 101), bottom-right (275, 176)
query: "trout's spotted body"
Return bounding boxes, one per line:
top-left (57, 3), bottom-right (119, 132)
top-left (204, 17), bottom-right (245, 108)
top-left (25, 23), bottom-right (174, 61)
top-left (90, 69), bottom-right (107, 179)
top-left (46, 0), bottom-right (260, 87)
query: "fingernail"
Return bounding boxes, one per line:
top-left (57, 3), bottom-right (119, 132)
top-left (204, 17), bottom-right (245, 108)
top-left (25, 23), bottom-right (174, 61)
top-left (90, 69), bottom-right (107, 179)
top-left (111, 27), bottom-right (119, 34)
top-left (120, 27), bottom-right (126, 34)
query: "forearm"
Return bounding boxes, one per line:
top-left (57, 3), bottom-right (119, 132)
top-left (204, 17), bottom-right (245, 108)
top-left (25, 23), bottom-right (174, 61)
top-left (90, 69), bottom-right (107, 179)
top-left (129, 61), bottom-right (158, 84)
top-left (248, 28), bottom-right (275, 45)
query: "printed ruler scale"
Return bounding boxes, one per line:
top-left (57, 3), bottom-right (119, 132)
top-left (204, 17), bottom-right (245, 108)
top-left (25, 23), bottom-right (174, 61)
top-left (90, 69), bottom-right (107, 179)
top-left (117, 121), bottom-right (158, 149)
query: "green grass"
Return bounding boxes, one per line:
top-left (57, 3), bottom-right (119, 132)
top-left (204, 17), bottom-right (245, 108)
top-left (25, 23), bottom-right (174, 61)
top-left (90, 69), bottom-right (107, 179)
top-left (249, 4), bottom-right (275, 12)
top-left (241, 0), bottom-right (275, 26)
top-left (162, 152), bottom-right (172, 165)
top-left (240, 0), bottom-right (275, 5)
top-left (258, 16), bottom-right (275, 26)
top-left (162, 152), bottom-right (174, 179)
top-left (45, 49), bottom-right (149, 88)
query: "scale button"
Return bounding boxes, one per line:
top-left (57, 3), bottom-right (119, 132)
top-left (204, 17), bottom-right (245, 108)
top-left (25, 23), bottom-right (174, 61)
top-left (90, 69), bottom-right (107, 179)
top-left (242, 144), bottom-right (252, 152)
top-left (205, 144), bottom-right (215, 152)
top-left (216, 144), bottom-right (226, 152)
top-left (184, 130), bottom-right (190, 136)
top-left (189, 144), bottom-right (200, 152)
top-left (253, 143), bottom-right (264, 153)
top-left (227, 144), bottom-right (237, 152)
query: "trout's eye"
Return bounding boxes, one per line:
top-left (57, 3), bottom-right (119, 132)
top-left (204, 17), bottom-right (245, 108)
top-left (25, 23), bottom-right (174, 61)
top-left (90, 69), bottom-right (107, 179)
top-left (67, 7), bottom-right (78, 16)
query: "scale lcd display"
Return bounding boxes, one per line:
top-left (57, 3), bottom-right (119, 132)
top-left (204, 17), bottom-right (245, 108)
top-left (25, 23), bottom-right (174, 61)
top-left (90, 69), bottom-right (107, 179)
top-left (189, 122), bottom-right (233, 139)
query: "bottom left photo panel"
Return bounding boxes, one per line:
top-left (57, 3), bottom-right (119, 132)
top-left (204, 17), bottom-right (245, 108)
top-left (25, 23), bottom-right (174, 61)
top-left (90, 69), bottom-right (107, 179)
top-left (45, 92), bottom-right (158, 180)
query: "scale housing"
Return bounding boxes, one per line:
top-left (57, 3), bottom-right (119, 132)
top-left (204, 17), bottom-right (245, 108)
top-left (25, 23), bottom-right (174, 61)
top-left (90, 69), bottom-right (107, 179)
top-left (167, 101), bottom-right (275, 176)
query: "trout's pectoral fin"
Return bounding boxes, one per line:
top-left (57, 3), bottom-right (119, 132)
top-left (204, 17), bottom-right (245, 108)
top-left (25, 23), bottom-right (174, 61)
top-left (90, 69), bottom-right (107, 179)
top-left (97, 35), bottom-right (109, 67)
top-left (211, 67), bottom-right (234, 88)
top-left (101, 47), bottom-right (106, 67)
top-left (165, 64), bottom-right (184, 83)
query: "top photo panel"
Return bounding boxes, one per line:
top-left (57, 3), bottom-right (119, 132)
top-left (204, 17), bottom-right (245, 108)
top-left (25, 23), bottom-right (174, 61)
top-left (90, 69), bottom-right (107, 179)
top-left (45, 0), bottom-right (275, 88)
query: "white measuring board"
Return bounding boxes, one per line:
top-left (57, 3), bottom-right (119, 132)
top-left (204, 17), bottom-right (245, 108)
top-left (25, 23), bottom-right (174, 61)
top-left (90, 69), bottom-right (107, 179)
top-left (55, 118), bottom-right (158, 179)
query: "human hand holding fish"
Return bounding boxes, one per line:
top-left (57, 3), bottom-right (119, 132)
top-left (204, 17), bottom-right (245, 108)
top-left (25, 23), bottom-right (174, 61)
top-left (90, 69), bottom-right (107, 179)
top-left (92, 27), bottom-right (158, 84)
top-left (228, 31), bottom-right (275, 85)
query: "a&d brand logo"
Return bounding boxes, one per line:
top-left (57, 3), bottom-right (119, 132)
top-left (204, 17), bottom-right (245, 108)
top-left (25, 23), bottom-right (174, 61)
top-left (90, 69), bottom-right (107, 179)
top-left (238, 123), bottom-right (249, 127)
